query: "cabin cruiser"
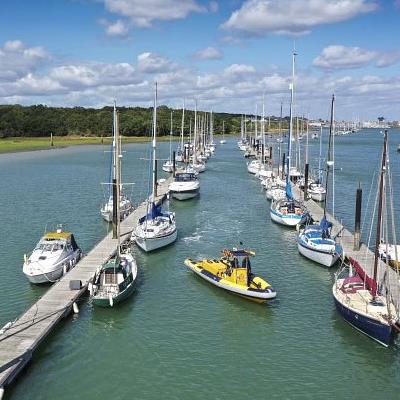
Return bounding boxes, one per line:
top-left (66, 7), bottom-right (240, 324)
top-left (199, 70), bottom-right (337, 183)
top-left (23, 227), bottom-right (82, 284)
top-left (169, 171), bottom-right (200, 200)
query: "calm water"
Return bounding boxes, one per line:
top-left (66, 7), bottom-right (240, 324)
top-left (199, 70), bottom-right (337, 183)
top-left (1, 129), bottom-right (400, 400)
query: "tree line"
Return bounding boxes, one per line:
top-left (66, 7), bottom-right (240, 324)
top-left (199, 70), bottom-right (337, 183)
top-left (0, 104), bottom-right (290, 138)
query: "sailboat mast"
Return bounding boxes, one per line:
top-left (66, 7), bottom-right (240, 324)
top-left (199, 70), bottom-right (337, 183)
top-left (287, 50), bottom-right (296, 179)
top-left (114, 102), bottom-right (121, 251)
top-left (324, 95), bottom-right (334, 219)
top-left (210, 110), bottom-right (213, 143)
top-left (372, 131), bottom-right (388, 298)
top-left (193, 100), bottom-right (197, 164)
top-left (262, 94), bottom-right (265, 164)
top-left (181, 100), bottom-right (185, 151)
top-left (169, 110), bottom-right (173, 161)
top-left (152, 83), bottom-right (158, 201)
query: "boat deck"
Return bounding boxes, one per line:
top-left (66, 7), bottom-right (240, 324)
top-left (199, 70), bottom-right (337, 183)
top-left (0, 177), bottom-right (173, 391)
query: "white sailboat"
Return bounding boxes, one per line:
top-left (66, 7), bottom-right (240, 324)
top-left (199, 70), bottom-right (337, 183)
top-left (190, 101), bottom-right (206, 173)
top-left (297, 95), bottom-right (342, 267)
top-left (133, 83), bottom-right (177, 252)
top-left (162, 111), bottom-right (174, 173)
top-left (219, 121), bottom-right (226, 144)
top-left (101, 103), bottom-right (133, 222)
top-left (270, 50), bottom-right (306, 227)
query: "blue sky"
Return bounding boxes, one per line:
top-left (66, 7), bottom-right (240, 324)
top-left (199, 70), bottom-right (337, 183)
top-left (0, 0), bottom-right (399, 119)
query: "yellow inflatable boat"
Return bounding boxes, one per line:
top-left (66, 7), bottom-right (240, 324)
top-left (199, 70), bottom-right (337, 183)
top-left (184, 249), bottom-right (276, 303)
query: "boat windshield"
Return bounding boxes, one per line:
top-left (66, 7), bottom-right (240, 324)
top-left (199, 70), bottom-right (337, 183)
top-left (175, 173), bottom-right (196, 182)
top-left (35, 240), bottom-right (64, 252)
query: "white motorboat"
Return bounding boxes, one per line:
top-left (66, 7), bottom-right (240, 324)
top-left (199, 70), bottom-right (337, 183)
top-left (134, 83), bottom-right (177, 252)
top-left (169, 171), bottom-right (200, 200)
top-left (23, 227), bottom-right (82, 284)
top-left (308, 183), bottom-right (326, 202)
top-left (247, 159), bottom-right (261, 174)
top-left (162, 160), bottom-right (174, 173)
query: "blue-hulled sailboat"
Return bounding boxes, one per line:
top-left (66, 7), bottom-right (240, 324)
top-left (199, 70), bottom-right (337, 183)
top-left (333, 131), bottom-right (399, 346)
top-left (297, 95), bottom-right (342, 267)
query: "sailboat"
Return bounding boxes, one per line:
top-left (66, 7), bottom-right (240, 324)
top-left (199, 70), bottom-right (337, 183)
top-left (133, 83), bottom-right (177, 252)
top-left (219, 121), bottom-right (226, 144)
top-left (308, 125), bottom-right (326, 202)
top-left (176, 101), bottom-right (185, 163)
top-left (190, 101), bottom-right (206, 173)
top-left (270, 50), bottom-right (306, 227)
top-left (333, 131), bottom-right (399, 346)
top-left (162, 111), bottom-right (174, 173)
top-left (297, 96), bottom-right (342, 267)
top-left (89, 103), bottom-right (137, 307)
top-left (100, 106), bottom-right (133, 222)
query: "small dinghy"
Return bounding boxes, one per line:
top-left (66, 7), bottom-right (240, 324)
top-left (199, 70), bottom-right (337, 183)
top-left (184, 249), bottom-right (276, 303)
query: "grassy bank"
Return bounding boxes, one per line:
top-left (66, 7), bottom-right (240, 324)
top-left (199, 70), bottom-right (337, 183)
top-left (0, 135), bottom-right (195, 154)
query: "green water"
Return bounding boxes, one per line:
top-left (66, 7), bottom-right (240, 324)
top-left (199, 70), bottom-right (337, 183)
top-left (1, 130), bottom-right (400, 400)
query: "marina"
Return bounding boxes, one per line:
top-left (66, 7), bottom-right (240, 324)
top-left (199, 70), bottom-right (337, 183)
top-left (0, 130), bottom-right (399, 399)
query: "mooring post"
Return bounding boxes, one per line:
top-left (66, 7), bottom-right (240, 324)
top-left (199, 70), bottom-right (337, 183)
top-left (354, 184), bottom-right (362, 250)
top-left (304, 163), bottom-right (309, 200)
top-left (269, 146), bottom-right (272, 166)
top-left (112, 178), bottom-right (117, 239)
top-left (172, 151), bottom-right (176, 177)
top-left (261, 144), bottom-right (264, 162)
top-left (282, 153), bottom-right (286, 179)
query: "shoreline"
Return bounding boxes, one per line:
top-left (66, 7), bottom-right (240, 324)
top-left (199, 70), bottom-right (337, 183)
top-left (0, 135), bottom-right (226, 155)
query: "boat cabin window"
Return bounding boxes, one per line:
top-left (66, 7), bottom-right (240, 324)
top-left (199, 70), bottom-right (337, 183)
top-left (176, 173), bottom-right (196, 182)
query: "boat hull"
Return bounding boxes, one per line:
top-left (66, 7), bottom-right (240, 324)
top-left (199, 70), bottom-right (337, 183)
top-left (185, 261), bottom-right (276, 303)
top-left (309, 191), bottom-right (325, 202)
top-left (297, 241), bottom-right (339, 267)
top-left (135, 229), bottom-right (177, 252)
top-left (23, 251), bottom-right (81, 284)
top-left (270, 208), bottom-right (302, 227)
top-left (92, 280), bottom-right (136, 307)
top-left (333, 295), bottom-right (393, 347)
top-left (170, 189), bottom-right (199, 200)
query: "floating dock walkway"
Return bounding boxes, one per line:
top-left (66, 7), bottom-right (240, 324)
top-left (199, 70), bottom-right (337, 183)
top-left (0, 177), bottom-right (173, 394)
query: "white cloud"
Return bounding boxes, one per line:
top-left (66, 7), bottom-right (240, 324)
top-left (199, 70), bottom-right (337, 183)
top-left (221, 0), bottom-right (377, 36)
top-left (313, 45), bottom-right (377, 69)
top-left (376, 51), bottom-right (400, 67)
top-left (100, 19), bottom-right (130, 37)
top-left (50, 63), bottom-right (138, 89)
top-left (313, 45), bottom-right (400, 70)
top-left (137, 52), bottom-right (176, 73)
top-left (193, 47), bottom-right (223, 60)
top-left (224, 64), bottom-right (256, 76)
top-left (0, 40), bottom-right (50, 81)
top-left (102, 0), bottom-right (204, 28)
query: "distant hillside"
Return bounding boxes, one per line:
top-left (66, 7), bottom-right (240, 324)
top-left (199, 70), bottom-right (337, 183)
top-left (0, 104), bottom-right (290, 138)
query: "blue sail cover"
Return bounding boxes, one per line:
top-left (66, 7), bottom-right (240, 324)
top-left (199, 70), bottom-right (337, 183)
top-left (139, 202), bottom-right (171, 224)
top-left (285, 178), bottom-right (293, 200)
top-left (319, 216), bottom-right (332, 237)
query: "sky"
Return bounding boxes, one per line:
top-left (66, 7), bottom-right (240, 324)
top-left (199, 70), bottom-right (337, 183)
top-left (0, 0), bottom-right (399, 120)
